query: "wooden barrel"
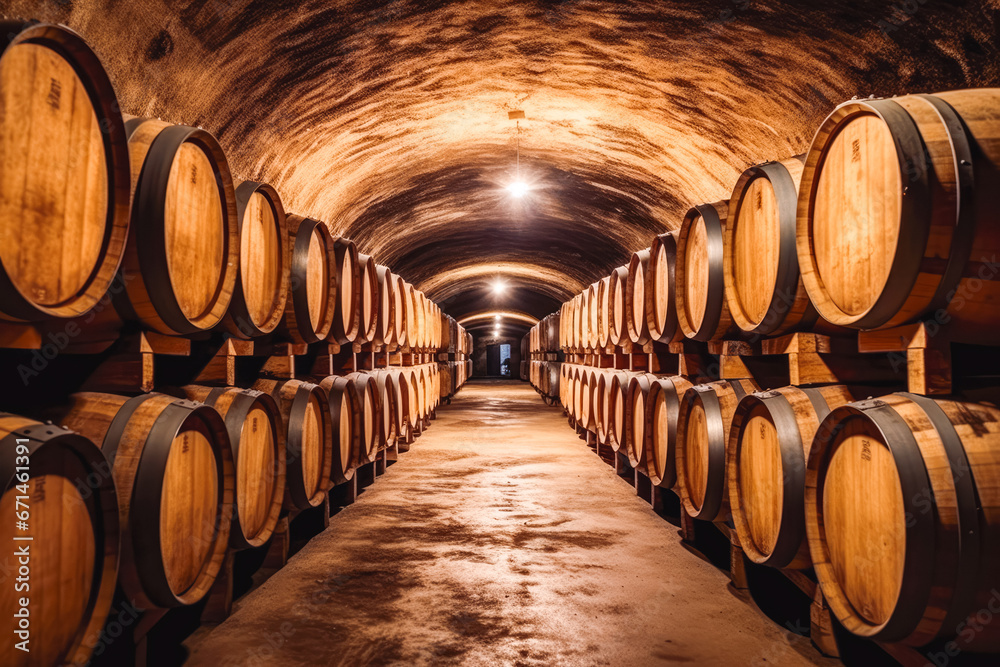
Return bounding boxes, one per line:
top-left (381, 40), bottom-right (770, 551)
top-left (724, 157), bottom-right (816, 336)
top-left (676, 201), bottom-right (735, 342)
top-left (53, 392), bottom-right (233, 608)
top-left (594, 369), bottom-right (620, 443)
top-left (542, 361), bottom-right (562, 401)
top-left (393, 273), bottom-right (409, 347)
top-left (626, 249), bottom-right (653, 345)
top-left (224, 181), bottom-right (290, 338)
top-left (0, 23), bottom-right (130, 323)
top-left (579, 368), bottom-right (598, 431)
top-left (586, 283), bottom-right (600, 349)
top-left (413, 365), bottom-right (430, 420)
top-left (558, 301), bottom-right (570, 350)
top-left (646, 232), bottom-right (682, 343)
top-left (643, 376), bottom-right (694, 487)
top-left (727, 385), bottom-right (854, 568)
top-left (345, 372), bottom-right (379, 463)
top-left (281, 216), bottom-right (335, 343)
top-left (180, 386), bottom-right (285, 549)
top-left (625, 373), bottom-right (661, 467)
top-left (117, 118), bottom-right (238, 335)
top-left (596, 276), bottom-right (612, 349)
top-left (0, 414), bottom-right (119, 666)
top-left (675, 379), bottom-right (757, 521)
top-left (374, 264), bottom-right (395, 346)
top-left (606, 370), bottom-right (639, 452)
top-left (369, 370), bottom-right (399, 449)
top-left (805, 393), bottom-right (1000, 649)
top-left (379, 369), bottom-right (413, 437)
top-left (402, 367), bottom-right (421, 431)
top-left (251, 379), bottom-right (331, 510)
top-left (796, 91), bottom-right (1000, 343)
top-left (316, 375), bottom-right (359, 485)
top-left (411, 288), bottom-right (427, 349)
top-left (332, 237), bottom-right (360, 343)
top-left (608, 266), bottom-right (630, 346)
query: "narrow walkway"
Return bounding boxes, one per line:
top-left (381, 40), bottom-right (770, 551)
top-left (190, 380), bottom-right (833, 666)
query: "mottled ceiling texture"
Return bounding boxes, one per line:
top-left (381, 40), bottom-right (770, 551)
top-left (5, 0), bottom-right (1000, 333)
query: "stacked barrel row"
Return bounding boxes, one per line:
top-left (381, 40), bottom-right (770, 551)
top-left (555, 366), bottom-right (1000, 652)
top-left (524, 312), bottom-right (563, 402)
top-left (0, 24), bottom-right (443, 352)
top-left (532, 86), bottom-right (1000, 656)
top-left (559, 89), bottom-right (1000, 349)
top-left (0, 24), bottom-right (460, 667)
top-left (437, 315), bottom-right (472, 400)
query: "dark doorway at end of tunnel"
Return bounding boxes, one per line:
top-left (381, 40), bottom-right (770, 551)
top-left (485, 344), bottom-right (511, 376)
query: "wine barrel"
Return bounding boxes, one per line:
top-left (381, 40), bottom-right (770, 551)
top-left (558, 300), bottom-right (571, 350)
top-left (727, 385), bottom-right (854, 568)
top-left (120, 117), bottom-right (238, 335)
top-left (626, 249), bottom-right (653, 345)
top-left (332, 237), bottom-right (361, 343)
top-left (374, 265), bottom-right (396, 346)
top-left (594, 369), bottom-right (620, 444)
top-left (675, 379), bottom-right (757, 521)
top-left (401, 367), bottom-right (421, 433)
top-left (606, 370), bottom-right (640, 452)
top-left (646, 232), bottom-right (682, 344)
top-left (806, 393), bottom-right (1000, 649)
top-left (345, 372), bottom-right (379, 463)
top-left (643, 376), bottom-right (694, 487)
top-left (53, 392), bottom-right (233, 608)
top-left (608, 266), bottom-right (630, 346)
top-left (411, 288), bottom-right (427, 350)
top-left (0, 23), bottom-right (130, 323)
top-left (676, 201), bottom-right (735, 342)
top-left (369, 370), bottom-right (399, 449)
top-left (724, 157), bottom-right (816, 336)
top-left (393, 273), bottom-right (409, 347)
top-left (316, 375), bottom-right (359, 485)
top-left (252, 379), bottom-right (331, 510)
top-left (224, 181), bottom-right (290, 338)
top-left (542, 361), bottom-right (562, 402)
top-left (180, 386), bottom-right (285, 549)
top-left (579, 368), bottom-right (598, 432)
top-left (0, 414), bottom-right (118, 666)
top-left (281, 216), bottom-right (336, 343)
top-left (625, 373), bottom-right (661, 467)
top-left (796, 91), bottom-right (1000, 343)
top-left (593, 276), bottom-right (610, 349)
top-left (586, 283), bottom-right (600, 350)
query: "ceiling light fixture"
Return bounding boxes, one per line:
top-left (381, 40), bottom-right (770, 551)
top-left (507, 110), bottom-right (528, 197)
top-left (492, 280), bottom-right (506, 295)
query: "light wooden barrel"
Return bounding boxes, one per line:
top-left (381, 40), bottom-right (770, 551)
top-left (579, 368), bottom-right (598, 431)
top-left (402, 367), bottom-right (421, 432)
top-left (281, 216), bottom-right (335, 343)
top-left (594, 369), bottom-right (623, 443)
top-left (180, 386), bottom-right (285, 549)
top-left (357, 253), bottom-right (381, 343)
top-left (796, 90), bottom-right (1000, 343)
top-left (369, 370), bottom-right (399, 449)
top-left (0, 23), bottom-right (130, 323)
top-left (606, 370), bottom-right (640, 452)
top-left (643, 376), bottom-right (694, 487)
top-left (586, 283), bottom-right (600, 349)
top-left (374, 264), bottom-right (395, 346)
top-left (0, 414), bottom-right (119, 666)
top-left (676, 201), bottom-right (735, 342)
top-left (413, 365), bottom-right (430, 419)
top-left (608, 266), bottom-right (630, 346)
top-left (625, 373), bottom-right (661, 467)
top-left (806, 394), bottom-right (1000, 649)
top-left (542, 361), bottom-right (562, 401)
top-left (727, 385), bottom-right (854, 568)
top-left (626, 249), bottom-right (653, 345)
top-left (646, 232), bottom-right (682, 343)
top-left (118, 118), bottom-right (238, 335)
top-left (224, 181), bottom-right (290, 338)
top-left (317, 375), bottom-right (359, 485)
top-left (411, 287), bottom-right (427, 349)
top-left (558, 300), bottom-right (571, 350)
top-left (393, 274), bottom-right (409, 347)
top-left (332, 237), bottom-right (360, 343)
top-left (724, 157), bottom-right (816, 336)
top-left (251, 379), bottom-right (331, 510)
top-left (345, 372), bottom-right (379, 463)
top-left (54, 392), bottom-right (233, 609)
top-left (675, 379), bottom-right (757, 521)
top-left (384, 369), bottom-right (414, 439)
top-left (593, 277), bottom-right (610, 348)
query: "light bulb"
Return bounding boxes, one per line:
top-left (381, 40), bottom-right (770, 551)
top-left (506, 181), bottom-right (528, 198)
top-left (492, 281), bottom-right (506, 295)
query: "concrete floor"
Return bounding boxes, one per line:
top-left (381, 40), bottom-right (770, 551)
top-left (188, 380), bottom-right (837, 667)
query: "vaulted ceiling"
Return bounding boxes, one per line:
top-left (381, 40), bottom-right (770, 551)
top-left (8, 0), bottom-right (999, 336)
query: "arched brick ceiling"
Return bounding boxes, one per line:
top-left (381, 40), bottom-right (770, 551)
top-left (8, 0), bottom-right (999, 321)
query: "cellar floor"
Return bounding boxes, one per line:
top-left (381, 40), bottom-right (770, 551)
top-left (187, 380), bottom-right (836, 666)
